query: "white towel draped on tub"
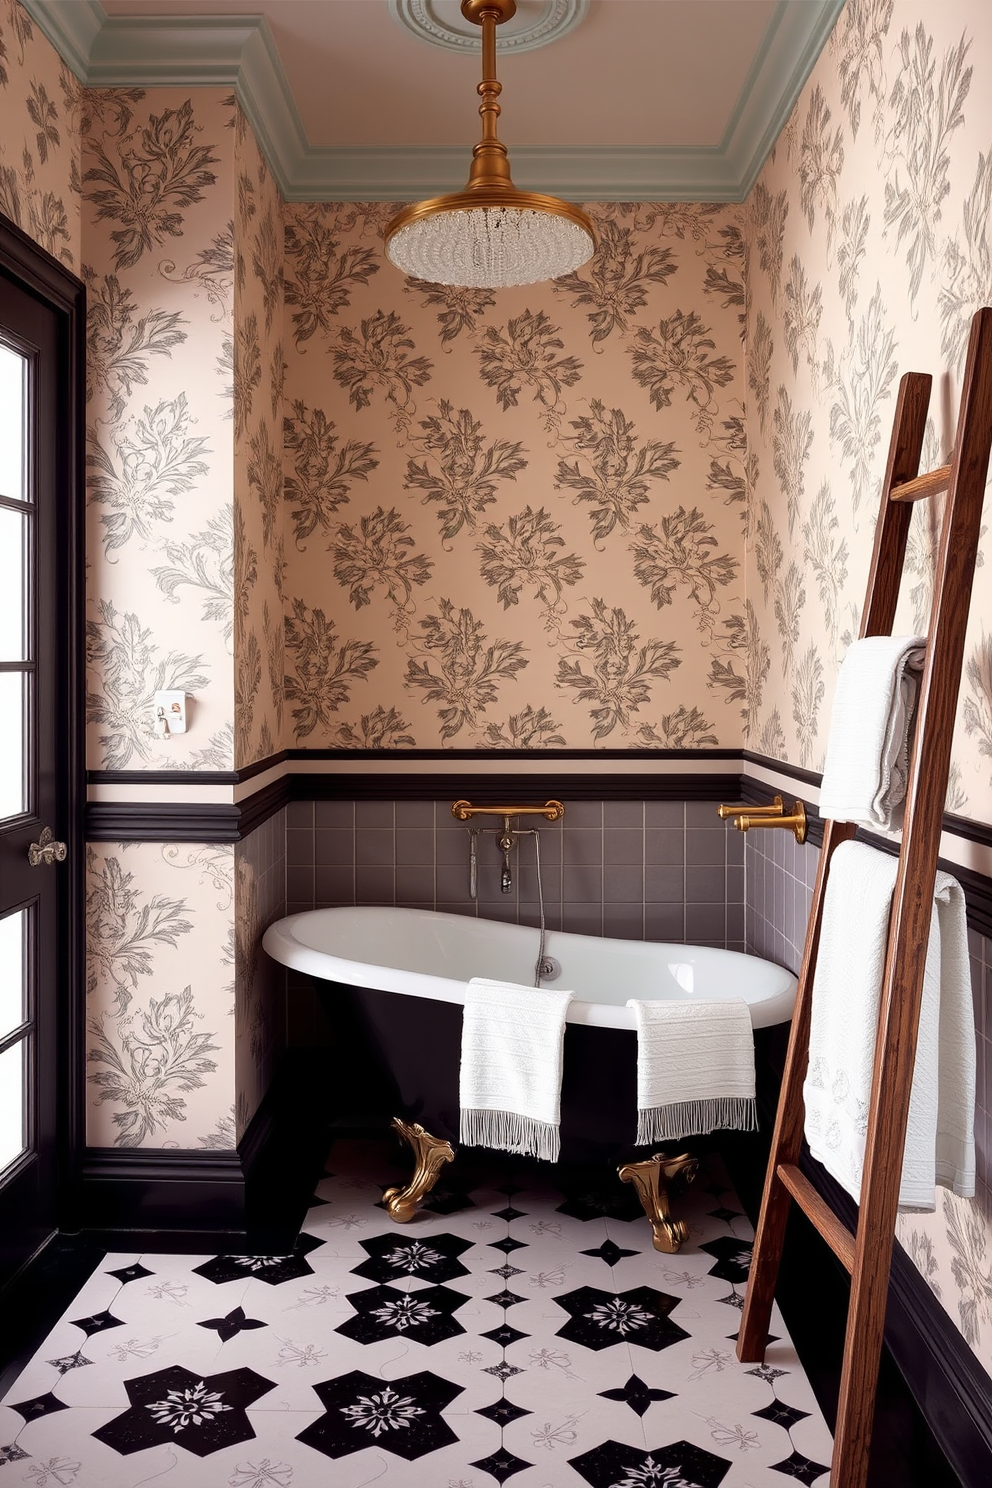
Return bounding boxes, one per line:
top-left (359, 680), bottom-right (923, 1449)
top-left (803, 840), bottom-right (975, 1210)
top-left (459, 977), bottom-right (573, 1163)
top-left (818, 634), bottom-right (926, 830)
top-left (625, 999), bottom-right (757, 1146)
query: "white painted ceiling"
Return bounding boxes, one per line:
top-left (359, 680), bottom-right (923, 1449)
top-left (101, 0), bottom-right (786, 148)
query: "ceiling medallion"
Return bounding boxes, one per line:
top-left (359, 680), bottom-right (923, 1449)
top-left (389, 0), bottom-right (589, 54)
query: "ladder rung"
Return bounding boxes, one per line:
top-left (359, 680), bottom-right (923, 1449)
top-left (890, 462), bottom-right (952, 502)
top-left (777, 1163), bottom-right (855, 1273)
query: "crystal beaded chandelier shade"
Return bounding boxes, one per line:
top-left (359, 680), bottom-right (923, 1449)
top-left (385, 0), bottom-right (596, 289)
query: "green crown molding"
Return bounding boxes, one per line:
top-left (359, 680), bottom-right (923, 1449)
top-left (21, 0), bottom-right (844, 202)
top-left (20, 0), bottom-right (103, 80)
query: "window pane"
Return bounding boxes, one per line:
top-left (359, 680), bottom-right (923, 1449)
top-left (0, 671), bottom-right (27, 819)
top-left (0, 911), bottom-right (26, 1041)
top-left (0, 344), bottom-right (27, 502)
top-left (0, 507), bottom-right (28, 661)
top-left (0, 1039), bottom-right (26, 1174)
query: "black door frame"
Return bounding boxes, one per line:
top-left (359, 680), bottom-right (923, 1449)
top-left (0, 215), bottom-right (85, 1264)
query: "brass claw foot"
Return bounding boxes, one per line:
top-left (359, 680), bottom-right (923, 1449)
top-left (618, 1151), bottom-right (699, 1254)
top-left (382, 1117), bottom-right (455, 1223)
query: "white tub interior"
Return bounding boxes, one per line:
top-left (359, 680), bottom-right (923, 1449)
top-left (263, 906), bottom-right (797, 1031)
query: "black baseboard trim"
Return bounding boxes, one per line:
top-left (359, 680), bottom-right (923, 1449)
top-left (67, 1055), bottom-right (328, 1249)
top-left (71, 1147), bottom-right (249, 1235)
top-left (801, 1155), bottom-right (992, 1488)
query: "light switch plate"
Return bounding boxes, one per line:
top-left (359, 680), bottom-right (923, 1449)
top-left (154, 690), bottom-right (187, 734)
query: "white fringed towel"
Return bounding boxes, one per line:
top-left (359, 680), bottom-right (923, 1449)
top-left (459, 977), bottom-right (573, 1162)
top-left (625, 999), bottom-right (757, 1145)
top-left (818, 634), bottom-right (926, 830)
top-left (803, 841), bottom-right (975, 1210)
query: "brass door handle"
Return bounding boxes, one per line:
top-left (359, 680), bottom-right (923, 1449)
top-left (27, 826), bottom-right (67, 866)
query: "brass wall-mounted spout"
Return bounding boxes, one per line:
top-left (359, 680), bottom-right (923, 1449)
top-left (732, 801), bottom-right (807, 844)
top-left (717, 795), bottom-right (784, 821)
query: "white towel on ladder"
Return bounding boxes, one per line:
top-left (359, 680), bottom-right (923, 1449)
top-left (625, 999), bottom-right (757, 1145)
top-left (459, 977), bottom-right (573, 1163)
top-left (818, 634), bottom-right (926, 830)
top-left (803, 840), bottom-right (976, 1210)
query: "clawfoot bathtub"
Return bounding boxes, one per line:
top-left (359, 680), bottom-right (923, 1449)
top-left (263, 907), bottom-right (796, 1248)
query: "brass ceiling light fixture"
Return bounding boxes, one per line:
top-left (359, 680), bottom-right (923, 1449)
top-left (385, 0), bottom-right (596, 288)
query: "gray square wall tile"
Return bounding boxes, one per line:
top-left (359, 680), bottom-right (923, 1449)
top-left (685, 800), bottom-right (724, 829)
top-left (394, 799), bottom-right (436, 827)
top-left (685, 828), bottom-right (728, 866)
top-left (315, 799), bottom-right (354, 828)
top-left (604, 864), bottom-right (645, 904)
top-left (355, 799), bottom-right (394, 828)
top-left (603, 829), bottom-right (644, 865)
top-left (562, 800), bottom-right (603, 828)
top-left (604, 800), bottom-right (644, 828)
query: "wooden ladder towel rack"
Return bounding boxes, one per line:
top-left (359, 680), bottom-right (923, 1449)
top-left (737, 306), bottom-right (992, 1488)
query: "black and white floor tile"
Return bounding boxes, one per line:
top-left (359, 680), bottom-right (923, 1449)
top-left (0, 1141), bottom-right (832, 1485)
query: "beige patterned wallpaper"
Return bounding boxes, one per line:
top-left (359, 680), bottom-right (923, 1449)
top-left (745, 0), bottom-right (992, 820)
top-left (744, 0), bottom-right (992, 1372)
top-left (234, 102), bottom-right (285, 771)
top-left (0, 0), bottom-right (79, 267)
top-left (281, 202), bottom-right (748, 752)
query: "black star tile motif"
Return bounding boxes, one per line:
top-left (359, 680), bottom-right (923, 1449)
top-left (483, 1361), bottom-right (524, 1382)
top-left (598, 1373), bottom-right (675, 1417)
top-left (471, 1447), bottom-right (533, 1482)
top-left (8, 1391), bottom-right (68, 1423)
top-left (485, 1289), bottom-right (526, 1309)
top-left (488, 1236), bottom-right (528, 1254)
top-left (728, 1330), bottom-right (779, 1348)
top-left (481, 1322), bottom-right (529, 1348)
top-left (699, 1236), bottom-right (754, 1283)
top-left (476, 1398), bottom-right (532, 1427)
top-left (556, 1183), bottom-right (643, 1222)
top-left (769, 1447), bottom-right (830, 1484)
top-left (106, 1262), bottom-right (154, 1284)
top-left (0, 1445), bottom-right (29, 1466)
top-left (46, 1351), bottom-right (93, 1375)
top-left (92, 1365), bottom-right (275, 1457)
top-left (747, 1364), bottom-right (790, 1384)
top-left (70, 1310), bottom-right (125, 1337)
top-left (716, 1290), bottom-right (745, 1310)
top-left (192, 1235), bottom-right (323, 1288)
top-left (754, 1400), bottom-right (811, 1432)
top-left (492, 1205), bottom-right (527, 1222)
top-left (553, 1285), bottom-right (690, 1353)
top-left (352, 1231), bottom-right (472, 1285)
top-left (297, 1369), bottom-right (462, 1460)
top-left (707, 1207), bottom-right (743, 1224)
top-left (581, 1239), bottom-right (640, 1266)
top-left (198, 1306), bottom-right (268, 1343)
top-left (569, 1438), bottom-right (732, 1488)
top-left (336, 1283), bottom-right (469, 1345)
top-left (489, 1263), bottom-right (524, 1280)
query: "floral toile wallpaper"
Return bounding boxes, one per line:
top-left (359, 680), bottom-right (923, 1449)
top-left (84, 841), bottom-right (235, 1149)
top-left (0, 0), bottom-right (80, 267)
top-left (743, 0), bottom-right (992, 1371)
top-left (233, 102), bottom-right (285, 771)
top-left (281, 201), bottom-right (748, 751)
top-left (83, 85), bottom-right (236, 773)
